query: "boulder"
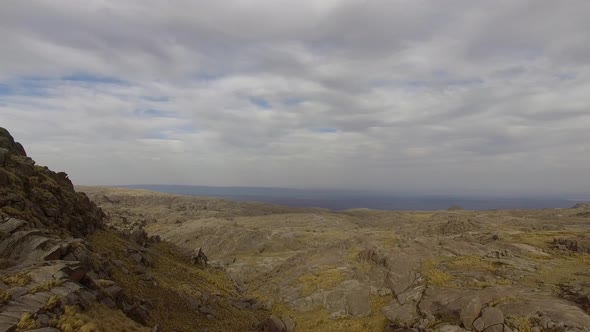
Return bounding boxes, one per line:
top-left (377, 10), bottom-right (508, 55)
top-left (483, 324), bottom-right (504, 332)
top-left (130, 228), bottom-right (148, 247)
top-left (192, 248), bottom-right (208, 266)
top-left (381, 300), bottom-right (419, 325)
top-left (438, 325), bottom-right (467, 332)
top-left (460, 296), bottom-right (482, 329)
top-left (344, 281), bottom-right (371, 317)
top-left (268, 315), bottom-right (285, 332)
top-left (282, 316), bottom-right (296, 332)
top-left (478, 307), bottom-right (504, 330)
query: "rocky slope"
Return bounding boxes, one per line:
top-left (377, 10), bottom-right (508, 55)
top-left (0, 128), bottom-right (271, 332)
top-left (80, 186), bottom-right (590, 332)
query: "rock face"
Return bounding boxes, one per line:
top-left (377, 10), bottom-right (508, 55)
top-left (1, 127), bottom-right (272, 332)
top-left (554, 236), bottom-right (590, 253)
top-left (192, 247), bottom-right (208, 266)
top-left (0, 128), bottom-right (141, 331)
top-left (0, 128), bottom-right (104, 237)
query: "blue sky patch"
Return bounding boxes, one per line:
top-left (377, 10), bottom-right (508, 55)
top-left (0, 84), bottom-right (12, 96)
top-left (0, 78), bottom-right (51, 97)
top-left (62, 73), bottom-right (126, 85)
top-left (134, 109), bottom-right (176, 118)
top-left (249, 96), bottom-right (271, 109)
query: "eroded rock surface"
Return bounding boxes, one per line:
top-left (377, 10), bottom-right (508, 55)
top-left (81, 183), bottom-right (590, 331)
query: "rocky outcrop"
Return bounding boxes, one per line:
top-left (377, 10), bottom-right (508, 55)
top-left (290, 279), bottom-right (370, 318)
top-left (554, 236), bottom-right (590, 253)
top-left (0, 129), bottom-right (104, 237)
top-left (0, 128), bottom-right (148, 331)
top-left (192, 248), bottom-right (209, 266)
top-left (1, 128), bottom-right (273, 332)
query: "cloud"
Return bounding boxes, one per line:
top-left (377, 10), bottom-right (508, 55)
top-left (0, 0), bottom-right (589, 195)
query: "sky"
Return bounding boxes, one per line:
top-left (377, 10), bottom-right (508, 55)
top-left (0, 0), bottom-right (589, 196)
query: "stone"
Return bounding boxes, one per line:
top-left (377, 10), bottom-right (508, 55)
top-left (129, 253), bottom-right (143, 264)
top-left (101, 296), bottom-right (117, 309)
top-left (283, 316), bottom-right (296, 332)
top-left (378, 287), bottom-right (393, 297)
top-left (480, 307), bottom-right (504, 328)
top-left (460, 296), bottom-right (482, 329)
top-left (198, 306), bottom-right (216, 317)
top-left (438, 325), bottom-right (467, 332)
top-left (397, 285), bottom-right (424, 304)
top-left (130, 228), bottom-right (148, 247)
top-left (104, 285), bottom-right (123, 300)
top-left (7, 287), bottom-right (27, 298)
top-left (192, 248), bottom-right (208, 266)
top-left (345, 282), bottom-right (371, 317)
top-left (381, 300), bottom-right (419, 325)
top-left (36, 314), bottom-right (50, 325)
top-left (538, 316), bottom-right (552, 329)
top-left (268, 315), bottom-right (285, 332)
top-left (473, 317), bottom-right (485, 332)
top-left (0, 219), bottom-right (27, 235)
top-left (42, 245), bottom-right (64, 261)
top-left (68, 266), bottom-right (87, 282)
top-left (483, 324), bottom-right (504, 332)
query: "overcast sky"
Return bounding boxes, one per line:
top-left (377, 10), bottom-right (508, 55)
top-left (1, 1), bottom-right (589, 195)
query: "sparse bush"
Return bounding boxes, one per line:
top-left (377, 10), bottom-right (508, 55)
top-left (29, 279), bottom-right (64, 294)
top-left (1, 272), bottom-right (31, 287)
top-left (0, 289), bottom-right (11, 304)
top-left (17, 312), bottom-right (40, 330)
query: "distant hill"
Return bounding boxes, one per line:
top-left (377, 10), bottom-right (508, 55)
top-left (117, 184), bottom-right (579, 211)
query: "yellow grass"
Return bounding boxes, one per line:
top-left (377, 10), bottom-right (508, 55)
top-left (1, 272), bottom-right (31, 287)
top-left (297, 268), bottom-right (346, 296)
top-left (269, 294), bottom-right (390, 332)
top-left (29, 279), bottom-right (64, 294)
top-left (17, 312), bottom-right (40, 330)
top-left (89, 229), bottom-right (267, 332)
top-left (0, 289), bottom-right (11, 305)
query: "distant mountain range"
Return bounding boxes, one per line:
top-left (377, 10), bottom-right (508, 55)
top-left (117, 184), bottom-right (583, 211)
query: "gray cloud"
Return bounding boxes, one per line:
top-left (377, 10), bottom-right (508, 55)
top-left (1, 0), bottom-right (589, 195)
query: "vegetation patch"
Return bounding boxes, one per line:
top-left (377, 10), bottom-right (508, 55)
top-left (297, 267), bottom-right (345, 296)
top-left (17, 312), bottom-right (40, 330)
top-left (269, 294), bottom-right (390, 332)
top-left (78, 304), bottom-right (150, 332)
top-left (57, 305), bottom-right (100, 332)
top-left (448, 255), bottom-right (495, 271)
top-left (29, 279), bottom-right (64, 294)
top-left (0, 289), bottom-right (11, 305)
top-left (512, 230), bottom-right (585, 250)
top-left (524, 253), bottom-right (590, 287)
top-left (45, 294), bottom-right (60, 310)
top-left (1, 272), bottom-right (31, 287)
top-left (422, 260), bottom-right (453, 287)
top-left (89, 229), bottom-right (267, 332)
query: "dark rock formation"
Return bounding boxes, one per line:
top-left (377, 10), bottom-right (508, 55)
top-left (192, 247), bottom-right (208, 266)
